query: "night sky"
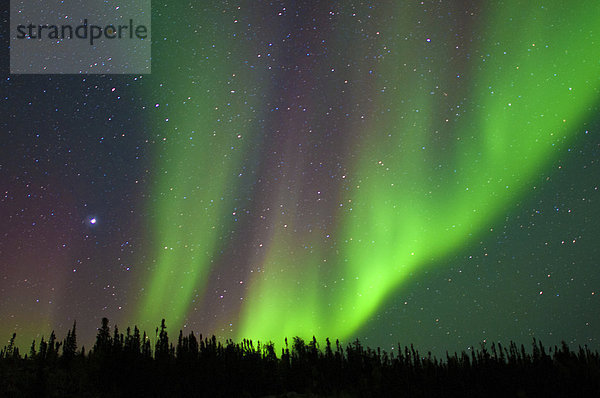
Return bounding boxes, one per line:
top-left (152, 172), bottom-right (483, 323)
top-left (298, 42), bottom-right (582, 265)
top-left (2, 1), bottom-right (600, 356)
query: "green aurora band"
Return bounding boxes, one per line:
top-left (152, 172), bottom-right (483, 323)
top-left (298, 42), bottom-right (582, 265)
top-left (137, 3), bottom-right (262, 329)
top-left (139, 2), bottom-right (600, 342)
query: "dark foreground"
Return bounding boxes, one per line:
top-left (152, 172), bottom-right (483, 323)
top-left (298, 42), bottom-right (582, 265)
top-left (1, 318), bottom-right (599, 397)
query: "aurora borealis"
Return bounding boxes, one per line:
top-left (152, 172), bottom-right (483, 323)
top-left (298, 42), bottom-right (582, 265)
top-left (2, 1), bottom-right (600, 355)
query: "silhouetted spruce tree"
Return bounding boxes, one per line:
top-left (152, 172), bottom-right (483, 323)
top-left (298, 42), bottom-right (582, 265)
top-left (29, 339), bottom-right (36, 359)
top-left (263, 341), bottom-right (277, 362)
top-left (62, 321), bottom-right (77, 361)
top-left (188, 331), bottom-right (199, 359)
top-left (37, 336), bottom-right (47, 360)
top-left (292, 336), bottom-right (306, 359)
top-left (325, 337), bottom-right (333, 360)
top-left (112, 324), bottom-right (123, 354)
top-left (46, 331), bottom-right (60, 362)
top-left (94, 317), bottom-right (112, 356)
top-left (123, 326), bottom-right (132, 354)
top-left (141, 331), bottom-right (152, 358)
top-left (176, 329), bottom-right (184, 359)
top-left (0, 333), bottom-right (18, 360)
top-left (155, 319), bottom-right (169, 362)
top-left (308, 336), bottom-right (319, 361)
top-left (122, 326), bottom-right (139, 359)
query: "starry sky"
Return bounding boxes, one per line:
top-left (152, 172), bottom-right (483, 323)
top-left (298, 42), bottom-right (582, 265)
top-left (1, 1), bottom-right (600, 356)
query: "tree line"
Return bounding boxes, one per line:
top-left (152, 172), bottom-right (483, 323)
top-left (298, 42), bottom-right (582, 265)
top-left (1, 318), bottom-right (599, 397)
